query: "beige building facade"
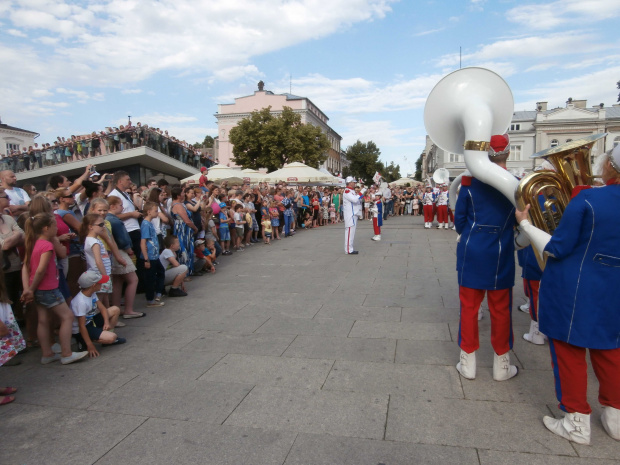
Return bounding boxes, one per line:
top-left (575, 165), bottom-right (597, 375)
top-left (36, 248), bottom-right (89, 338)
top-left (0, 119), bottom-right (38, 157)
top-left (215, 83), bottom-right (342, 172)
top-left (424, 100), bottom-right (620, 181)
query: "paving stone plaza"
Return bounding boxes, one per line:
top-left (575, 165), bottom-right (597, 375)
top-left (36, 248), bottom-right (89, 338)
top-left (1, 215), bottom-right (618, 464)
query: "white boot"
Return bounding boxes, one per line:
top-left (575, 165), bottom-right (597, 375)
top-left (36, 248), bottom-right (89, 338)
top-left (436, 223), bottom-right (441, 228)
top-left (456, 350), bottom-right (476, 380)
top-left (493, 352), bottom-right (518, 381)
top-left (602, 406), bottom-right (620, 440)
top-left (523, 320), bottom-right (545, 345)
top-left (519, 298), bottom-right (530, 313)
top-left (425, 222), bottom-right (430, 229)
top-left (372, 234), bottom-right (381, 241)
top-left (543, 412), bottom-right (591, 445)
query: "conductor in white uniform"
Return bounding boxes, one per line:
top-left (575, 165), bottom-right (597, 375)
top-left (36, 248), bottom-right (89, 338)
top-left (343, 177), bottom-right (362, 254)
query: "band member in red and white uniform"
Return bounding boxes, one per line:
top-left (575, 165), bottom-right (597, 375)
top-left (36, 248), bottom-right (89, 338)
top-left (454, 134), bottom-right (518, 382)
top-left (422, 186), bottom-right (435, 228)
top-left (370, 192), bottom-right (383, 241)
top-left (516, 145), bottom-right (620, 445)
top-left (343, 176), bottom-right (362, 254)
top-left (435, 184), bottom-right (449, 229)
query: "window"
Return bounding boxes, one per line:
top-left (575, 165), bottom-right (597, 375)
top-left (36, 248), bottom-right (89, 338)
top-left (550, 139), bottom-right (559, 148)
top-left (6, 143), bottom-right (20, 153)
top-left (448, 153), bottom-right (462, 163)
top-left (613, 136), bottom-right (620, 148)
top-left (510, 124), bottom-right (521, 131)
top-left (509, 144), bottom-right (522, 161)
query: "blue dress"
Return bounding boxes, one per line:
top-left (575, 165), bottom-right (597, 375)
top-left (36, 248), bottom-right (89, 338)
top-left (171, 202), bottom-right (194, 274)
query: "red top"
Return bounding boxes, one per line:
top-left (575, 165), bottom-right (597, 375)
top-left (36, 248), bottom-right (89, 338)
top-left (29, 239), bottom-right (59, 290)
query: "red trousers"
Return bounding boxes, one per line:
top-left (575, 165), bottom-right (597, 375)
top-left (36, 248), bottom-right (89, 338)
top-left (448, 208), bottom-right (454, 222)
top-left (436, 205), bottom-right (448, 224)
top-left (458, 286), bottom-right (513, 354)
top-left (549, 339), bottom-right (620, 414)
top-left (522, 278), bottom-right (540, 321)
top-left (423, 205), bottom-right (434, 222)
top-left (372, 217), bottom-right (381, 235)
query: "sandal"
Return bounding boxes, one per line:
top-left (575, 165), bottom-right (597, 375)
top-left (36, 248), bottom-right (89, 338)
top-left (0, 387), bottom-right (17, 395)
top-left (0, 395), bottom-right (15, 406)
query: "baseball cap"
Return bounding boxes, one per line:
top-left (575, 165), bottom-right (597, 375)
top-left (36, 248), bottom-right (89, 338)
top-left (219, 202), bottom-right (227, 208)
top-left (200, 167), bottom-right (207, 172)
top-left (194, 239), bottom-right (205, 247)
top-left (78, 270), bottom-right (109, 289)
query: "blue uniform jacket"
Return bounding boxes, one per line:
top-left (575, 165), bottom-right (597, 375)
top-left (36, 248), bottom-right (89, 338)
top-left (539, 184), bottom-right (620, 349)
top-left (518, 246), bottom-right (543, 281)
top-left (455, 177), bottom-right (516, 290)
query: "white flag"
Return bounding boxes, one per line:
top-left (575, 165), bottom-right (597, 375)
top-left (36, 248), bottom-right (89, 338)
top-left (373, 171), bottom-right (382, 184)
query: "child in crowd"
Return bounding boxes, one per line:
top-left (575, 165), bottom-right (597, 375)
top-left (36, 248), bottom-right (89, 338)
top-left (261, 198), bottom-right (270, 220)
top-left (205, 239), bottom-right (218, 267)
top-left (269, 200), bottom-right (281, 240)
top-left (261, 215), bottom-right (272, 244)
top-left (371, 192), bottom-right (383, 241)
top-left (80, 213), bottom-right (113, 307)
top-left (303, 211), bottom-right (313, 229)
top-left (159, 235), bottom-right (188, 297)
top-left (71, 271), bottom-right (126, 357)
top-left (194, 239), bottom-right (215, 273)
top-left (233, 204), bottom-right (246, 251)
top-left (105, 196), bottom-right (143, 318)
top-left (218, 202), bottom-right (232, 255)
top-left (321, 202), bottom-right (329, 226)
top-left (244, 205), bottom-right (254, 246)
top-left (364, 191), bottom-right (372, 220)
top-left (140, 201), bottom-right (166, 306)
top-left (329, 203), bottom-right (336, 224)
top-left (21, 213), bottom-right (88, 365)
top-left (202, 207), bottom-right (222, 258)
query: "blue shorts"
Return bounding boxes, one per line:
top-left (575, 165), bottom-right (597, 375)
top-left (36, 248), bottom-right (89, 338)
top-left (271, 218), bottom-right (280, 227)
top-left (34, 288), bottom-right (65, 308)
top-left (74, 313), bottom-right (105, 342)
top-left (219, 227), bottom-right (230, 241)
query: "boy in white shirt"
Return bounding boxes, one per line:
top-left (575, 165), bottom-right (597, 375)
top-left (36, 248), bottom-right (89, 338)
top-left (159, 235), bottom-right (188, 297)
top-left (71, 271), bottom-right (126, 358)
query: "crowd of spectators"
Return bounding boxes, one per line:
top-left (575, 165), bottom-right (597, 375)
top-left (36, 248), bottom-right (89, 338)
top-left (0, 122), bottom-right (215, 173)
top-left (0, 162), bottom-right (425, 399)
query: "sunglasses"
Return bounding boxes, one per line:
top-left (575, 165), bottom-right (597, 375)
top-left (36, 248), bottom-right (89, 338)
top-left (94, 222), bottom-right (105, 227)
top-left (62, 195), bottom-right (74, 199)
top-left (50, 199), bottom-right (59, 204)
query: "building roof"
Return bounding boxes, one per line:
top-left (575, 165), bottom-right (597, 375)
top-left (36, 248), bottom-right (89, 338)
top-left (0, 122), bottom-right (38, 135)
top-left (512, 105), bottom-right (620, 121)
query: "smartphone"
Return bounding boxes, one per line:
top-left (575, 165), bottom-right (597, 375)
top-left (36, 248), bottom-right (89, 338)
top-left (89, 165), bottom-right (96, 173)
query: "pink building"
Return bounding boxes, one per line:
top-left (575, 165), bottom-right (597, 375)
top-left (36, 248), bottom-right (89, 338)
top-left (215, 82), bottom-right (343, 172)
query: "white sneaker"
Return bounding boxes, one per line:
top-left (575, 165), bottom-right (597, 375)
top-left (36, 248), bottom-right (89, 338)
top-left (41, 353), bottom-right (61, 365)
top-left (456, 350), bottom-right (476, 379)
top-left (523, 320), bottom-right (545, 345)
top-left (493, 352), bottom-right (518, 381)
top-left (543, 412), bottom-right (590, 445)
top-left (519, 298), bottom-right (530, 313)
top-left (61, 351), bottom-right (89, 365)
top-left (602, 406), bottom-right (620, 440)
top-left (371, 235), bottom-right (381, 241)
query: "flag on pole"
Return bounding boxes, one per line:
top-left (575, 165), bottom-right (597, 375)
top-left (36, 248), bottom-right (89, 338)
top-left (373, 171), bottom-right (382, 184)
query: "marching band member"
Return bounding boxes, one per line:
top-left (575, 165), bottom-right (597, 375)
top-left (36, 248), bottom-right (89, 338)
top-left (454, 134), bottom-right (518, 382)
top-left (370, 192), bottom-right (382, 241)
top-left (516, 145), bottom-right (620, 445)
top-left (422, 186), bottom-right (435, 228)
top-left (435, 184), bottom-right (449, 229)
top-left (343, 176), bottom-right (362, 255)
top-left (517, 245), bottom-right (545, 344)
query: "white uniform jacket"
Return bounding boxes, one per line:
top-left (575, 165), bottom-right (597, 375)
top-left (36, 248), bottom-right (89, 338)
top-left (343, 188), bottom-right (362, 228)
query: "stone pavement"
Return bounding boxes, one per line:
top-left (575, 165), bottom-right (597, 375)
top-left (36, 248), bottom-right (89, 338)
top-left (2, 215), bottom-right (619, 465)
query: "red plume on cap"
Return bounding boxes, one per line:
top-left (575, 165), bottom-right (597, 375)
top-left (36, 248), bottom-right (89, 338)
top-left (489, 133), bottom-right (510, 156)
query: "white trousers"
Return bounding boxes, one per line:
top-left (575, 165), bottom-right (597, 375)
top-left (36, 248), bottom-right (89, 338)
top-left (345, 225), bottom-right (356, 253)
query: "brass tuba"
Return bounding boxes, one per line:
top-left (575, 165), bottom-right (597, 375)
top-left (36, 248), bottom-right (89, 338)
top-left (515, 133), bottom-right (606, 235)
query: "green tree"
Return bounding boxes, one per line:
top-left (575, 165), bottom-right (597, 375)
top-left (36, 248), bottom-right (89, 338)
top-left (414, 154), bottom-right (423, 181)
top-left (344, 140), bottom-right (382, 185)
top-left (192, 134), bottom-right (215, 149)
top-left (383, 161), bottom-right (401, 183)
top-left (229, 106), bottom-right (329, 171)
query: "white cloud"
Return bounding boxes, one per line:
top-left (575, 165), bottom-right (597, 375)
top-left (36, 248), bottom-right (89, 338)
top-left (508, 0), bottom-right (620, 30)
top-left (121, 89), bottom-right (143, 95)
top-left (269, 72), bottom-right (441, 114)
top-left (56, 88), bottom-right (104, 101)
top-left (414, 27), bottom-right (445, 37)
top-left (340, 118), bottom-right (416, 149)
top-left (7, 29), bottom-right (27, 37)
top-left (124, 113), bottom-right (199, 126)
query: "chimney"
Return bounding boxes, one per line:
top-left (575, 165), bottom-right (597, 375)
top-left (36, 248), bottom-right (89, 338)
top-left (573, 99), bottom-right (587, 109)
top-left (536, 102), bottom-right (547, 111)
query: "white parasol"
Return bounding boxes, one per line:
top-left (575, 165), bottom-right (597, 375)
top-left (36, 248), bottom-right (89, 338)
top-left (241, 168), bottom-right (266, 183)
top-left (262, 162), bottom-right (336, 184)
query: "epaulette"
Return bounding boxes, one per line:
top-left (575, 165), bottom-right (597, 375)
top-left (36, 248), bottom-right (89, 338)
top-left (461, 176), bottom-right (472, 186)
top-left (344, 189), bottom-right (351, 193)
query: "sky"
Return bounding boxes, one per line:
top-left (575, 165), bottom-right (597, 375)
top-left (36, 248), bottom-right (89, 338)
top-left (1, 0), bottom-right (619, 176)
